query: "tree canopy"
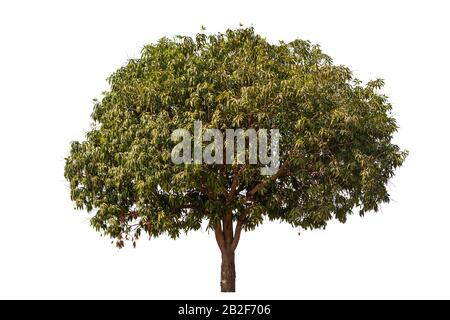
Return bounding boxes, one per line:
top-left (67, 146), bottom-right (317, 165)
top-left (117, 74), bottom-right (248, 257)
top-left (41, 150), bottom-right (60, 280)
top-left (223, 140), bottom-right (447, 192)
top-left (65, 27), bottom-right (406, 250)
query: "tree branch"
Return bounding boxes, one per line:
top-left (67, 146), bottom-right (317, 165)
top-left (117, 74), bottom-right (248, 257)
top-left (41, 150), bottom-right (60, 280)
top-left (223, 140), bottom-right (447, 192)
top-left (200, 182), bottom-right (215, 200)
top-left (214, 221), bottom-right (225, 251)
top-left (227, 165), bottom-right (244, 203)
top-left (170, 203), bottom-right (196, 213)
top-left (228, 160), bottom-right (291, 250)
top-left (223, 209), bottom-right (233, 249)
top-left (246, 160), bottom-right (290, 199)
top-left (231, 217), bottom-right (244, 251)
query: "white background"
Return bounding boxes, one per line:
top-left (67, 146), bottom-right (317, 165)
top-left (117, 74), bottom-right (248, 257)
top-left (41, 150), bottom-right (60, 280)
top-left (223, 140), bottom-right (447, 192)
top-left (1, 0), bottom-right (449, 299)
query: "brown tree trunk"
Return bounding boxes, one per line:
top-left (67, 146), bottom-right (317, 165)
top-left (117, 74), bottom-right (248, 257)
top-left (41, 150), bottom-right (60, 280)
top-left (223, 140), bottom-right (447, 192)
top-left (221, 249), bottom-right (236, 292)
top-left (215, 209), bottom-right (241, 292)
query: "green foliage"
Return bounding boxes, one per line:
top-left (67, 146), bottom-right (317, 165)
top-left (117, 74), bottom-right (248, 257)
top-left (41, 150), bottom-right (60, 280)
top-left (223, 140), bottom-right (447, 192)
top-left (64, 27), bottom-right (407, 247)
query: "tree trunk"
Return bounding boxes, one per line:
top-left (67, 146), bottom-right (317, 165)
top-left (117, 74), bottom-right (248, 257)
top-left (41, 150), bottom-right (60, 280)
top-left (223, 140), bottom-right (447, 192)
top-left (220, 249), bottom-right (236, 292)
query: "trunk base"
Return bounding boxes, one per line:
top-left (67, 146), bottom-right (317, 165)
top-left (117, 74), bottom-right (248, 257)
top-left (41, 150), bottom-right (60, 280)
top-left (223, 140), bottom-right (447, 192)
top-left (221, 250), bottom-right (236, 292)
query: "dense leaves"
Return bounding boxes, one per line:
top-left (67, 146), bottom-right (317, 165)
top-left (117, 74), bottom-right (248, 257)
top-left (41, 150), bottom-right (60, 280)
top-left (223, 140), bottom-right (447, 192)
top-left (65, 27), bottom-right (407, 247)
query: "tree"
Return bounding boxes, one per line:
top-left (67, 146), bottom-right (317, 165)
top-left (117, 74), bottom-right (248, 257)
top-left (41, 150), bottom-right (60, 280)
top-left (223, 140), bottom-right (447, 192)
top-left (64, 27), bottom-right (407, 292)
